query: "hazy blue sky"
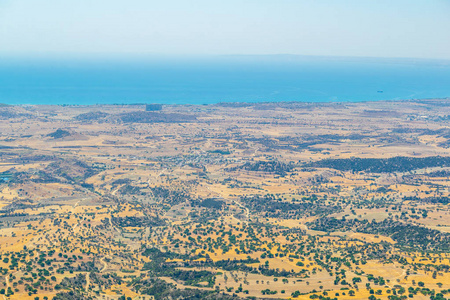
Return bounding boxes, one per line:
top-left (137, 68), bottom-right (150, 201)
top-left (0, 0), bottom-right (449, 59)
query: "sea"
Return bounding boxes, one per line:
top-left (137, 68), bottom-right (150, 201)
top-left (0, 55), bottom-right (449, 105)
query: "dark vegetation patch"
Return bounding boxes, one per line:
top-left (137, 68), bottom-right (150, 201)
top-left (213, 258), bottom-right (260, 272)
top-left (0, 145), bottom-right (15, 150)
top-left (227, 160), bottom-right (294, 176)
top-left (392, 127), bottom-right (450, 137)
top-left (403, 196), bottom-right (450, 205)
top-left (308, 217), bottom-right (450, 251)
top-left (133, 278), bottom-right (242, 300)
top-left (11, 170), bottom-right (59, 184)
top-left (211, 257), bottom-right (302, 277)
top-left (13, 155), bottom-right (56, 163)
top-left (188, 207), bottom-right (224, 223)
top-left (307, 156), bottom-right (450, 173)
top-left (303, 134), bottom-right (368, 141)
top-left (6, 159), bottom-right (103, 187)
top-left (161, 269), bottom-right (215, 287)
top-left (150, 186), bottom-right (191, 205)
top-left (438, 139), bottom-right (450, 148)
top-left (360, 110), bottom-right (401, 118)
top-left (0, 202), bottom-right (29, 216)
top-left (146, 104), bottom-right (163, 111)
top-left (111, 178), bottom-right (132, 185)
top-left (118, 184), bottom-right (142, 195)
top-left (247, 137), bottom-right (320, 152)
top-left (391, 127), bottom-right (418, 134)
top-left (420, 128), bottom-right (450, 138)
top-left (142, 247), bottom-right (186, 260)
top-left (246, 134), bottom-right (368, 153)
top-left (74, 111), bottom-right (108, 122)
top-left (88, 272), bottom-right (123, 293)
top-left (424, 170), bottom-right (450, 177)
top-left (110, 216), bottom-right (165, 227)
top-left (119, 111), bottom-right (196, 123)
top-left (207, 149), bottom-right (231, 155)
top-left (241, 194), bottom-right (339, 219)
top-left (45, 159), bottom-right (103, 183)
top-left (192, 198), bottom-right (225, 209)
top-left (47, 129), bottom-right (71, 139)
top-left (391, 127), bottom-right (450, 148)
top-left (0, 109), bottom-right (32, 119)
top-left (0, 152), bottom-right (14, 158)
top-left (57, 273), bottom-right (87, 290)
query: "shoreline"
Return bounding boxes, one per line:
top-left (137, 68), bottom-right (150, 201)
top-left (2, 97), bottom-right (449, 107)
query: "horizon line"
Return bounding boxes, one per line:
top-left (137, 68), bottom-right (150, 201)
top-left (1, 52), bottom-right (450, 63)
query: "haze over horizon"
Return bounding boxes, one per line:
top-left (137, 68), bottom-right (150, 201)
top-left (0, 0), bottom-right (449, 60)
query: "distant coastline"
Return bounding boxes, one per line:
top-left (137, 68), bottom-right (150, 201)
top-left (3, 97), bottom-right (450, 109)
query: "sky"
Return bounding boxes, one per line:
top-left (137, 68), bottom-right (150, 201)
top-left (0, 0), bottom-right (449, 60)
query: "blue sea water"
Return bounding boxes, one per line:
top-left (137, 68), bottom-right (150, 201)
top-left (0, 56), bottom-right (449, 105)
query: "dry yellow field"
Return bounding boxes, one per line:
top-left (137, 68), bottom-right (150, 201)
top-left (0, 100), bottom-right (449, 299)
